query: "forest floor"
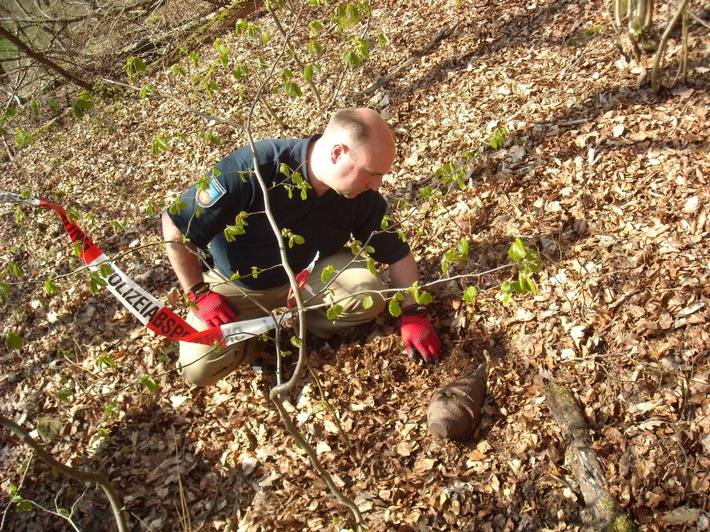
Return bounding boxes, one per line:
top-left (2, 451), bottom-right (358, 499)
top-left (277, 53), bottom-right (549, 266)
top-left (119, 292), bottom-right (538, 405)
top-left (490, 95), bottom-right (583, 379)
top-left (1, 0), bottom-right (709, 530)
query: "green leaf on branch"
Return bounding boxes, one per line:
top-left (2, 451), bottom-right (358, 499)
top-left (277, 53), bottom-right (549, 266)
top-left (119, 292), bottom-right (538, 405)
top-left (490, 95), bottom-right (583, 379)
top-left (7, 261), bottom-right (22, 277)
top-left (57, 388), bottom-right (74, 401)
top-left (89, 271), bottom-right (107, 294)
top-left (380, 214), bottom-right (394, 230)
top-left (29, 98), bottom-right (40, 117)
top-left (342, 51), bottom-right (361, 69)
top-left (284, 81), bottom-right (303, 98)
top-left (71, 91), bottom-right (93, 118)
top-left (309, 20), bottom-right (324, 36)
top-left (151, 134), bottom-right (169, 155)
top-left (204, 131), bottom-right (220, 145)
top-left (0, 281), bottom-right (11, 302)
top-left (303, 63), bottom-right (319, 82)
top-left (139, 375), bottom-right (160, 392)
top-left (44, 279), bottom-right (58, 296)
top-left (15, 127), bottom-right (32, 147)
top-left (321, 264), bottom-right (335, 283)
top-left (308, 40), bottom-right (322, 56)
top-left (365, 258), bottom-right (376, 275)
top-left (490, 126), bottom-right (509, 149)
top-left (388, 292), bottom-right (405, 317)
top-left (169, 200), bottom-right (188, 215)
top-left (5, 331), bottom-right (23, 351)
top-left (125, 56), bottom-right (146, 82)
top-left (507, 237), bottom-right (541, 272)
top-left (327, 304), bottom-right (344, 320)
top-left (215, 39), bottom-right (229, 67)
top-left (464, 286), bottom-right (479, 304)
top-left (224, 211), bottom-right (249, 242)
top-left (362, 295), bottom-right (374, 309)
top-left (415, 291), bottom-right (433, 305)
top-left (233, 64), bottom-right (250, 80)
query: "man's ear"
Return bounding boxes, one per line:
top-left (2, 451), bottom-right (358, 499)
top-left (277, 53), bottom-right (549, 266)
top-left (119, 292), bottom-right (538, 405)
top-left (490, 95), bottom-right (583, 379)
top-left (331, 143), bottom-right (346, 163)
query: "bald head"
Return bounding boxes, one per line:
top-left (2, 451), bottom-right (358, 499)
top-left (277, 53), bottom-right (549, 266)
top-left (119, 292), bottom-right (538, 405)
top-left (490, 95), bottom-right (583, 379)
top-left (323, 108), bottom-right (395, 157)
top-left (309, 108), bottom-right (397, 198)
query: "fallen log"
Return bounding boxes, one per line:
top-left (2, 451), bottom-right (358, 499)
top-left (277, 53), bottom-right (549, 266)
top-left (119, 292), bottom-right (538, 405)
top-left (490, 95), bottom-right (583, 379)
top-left (545, 382), bottom-right (637, 531)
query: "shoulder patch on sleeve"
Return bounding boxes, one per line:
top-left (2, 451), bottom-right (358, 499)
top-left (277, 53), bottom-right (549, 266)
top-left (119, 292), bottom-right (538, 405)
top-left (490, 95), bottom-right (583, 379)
top-left (197, 179), bottom-right (226, 208)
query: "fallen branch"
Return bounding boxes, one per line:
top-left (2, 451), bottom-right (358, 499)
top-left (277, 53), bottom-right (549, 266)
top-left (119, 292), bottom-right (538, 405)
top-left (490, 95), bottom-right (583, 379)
top-left (544, 383), bottom-right (637, 531)
top-left (0, 415), bottom-right (128, 532)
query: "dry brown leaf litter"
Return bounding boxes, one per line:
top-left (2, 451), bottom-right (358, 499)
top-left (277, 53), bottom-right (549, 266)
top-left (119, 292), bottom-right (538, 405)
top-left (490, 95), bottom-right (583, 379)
top-left (1, 0), bottom-right (709, 530)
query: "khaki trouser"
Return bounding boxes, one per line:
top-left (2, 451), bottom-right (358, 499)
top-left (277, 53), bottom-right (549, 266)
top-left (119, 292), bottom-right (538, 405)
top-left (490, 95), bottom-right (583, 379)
top-left (177, 250), bottom-right (387, 386)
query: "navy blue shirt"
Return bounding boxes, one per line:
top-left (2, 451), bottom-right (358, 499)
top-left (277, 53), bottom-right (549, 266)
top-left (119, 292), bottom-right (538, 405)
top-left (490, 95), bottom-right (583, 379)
top-left (168, 136), bottom-right (410, 289)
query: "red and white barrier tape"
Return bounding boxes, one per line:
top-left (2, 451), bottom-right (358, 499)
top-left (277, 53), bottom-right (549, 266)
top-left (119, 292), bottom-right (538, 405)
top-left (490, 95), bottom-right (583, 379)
top-left (1, 190), bottom-right (291, 346)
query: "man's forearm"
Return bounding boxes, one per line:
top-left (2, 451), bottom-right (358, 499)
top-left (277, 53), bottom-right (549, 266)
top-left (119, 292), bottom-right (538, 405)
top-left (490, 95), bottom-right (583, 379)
top-left (162, 211), bottom-right (204, 293)
top-left (389, 253), bottom-right (420, 308)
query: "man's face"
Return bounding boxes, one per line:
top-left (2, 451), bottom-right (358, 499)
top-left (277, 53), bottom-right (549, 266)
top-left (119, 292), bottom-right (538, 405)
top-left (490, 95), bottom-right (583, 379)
top-left (330, 141), bottom-right (394, 199)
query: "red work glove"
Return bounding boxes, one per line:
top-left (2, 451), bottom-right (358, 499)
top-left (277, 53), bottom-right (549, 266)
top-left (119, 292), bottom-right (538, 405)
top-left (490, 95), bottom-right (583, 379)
top-left (400, 305), bottom-right (440, 363)
top-left (188, 282), bottom-right (239, 327)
